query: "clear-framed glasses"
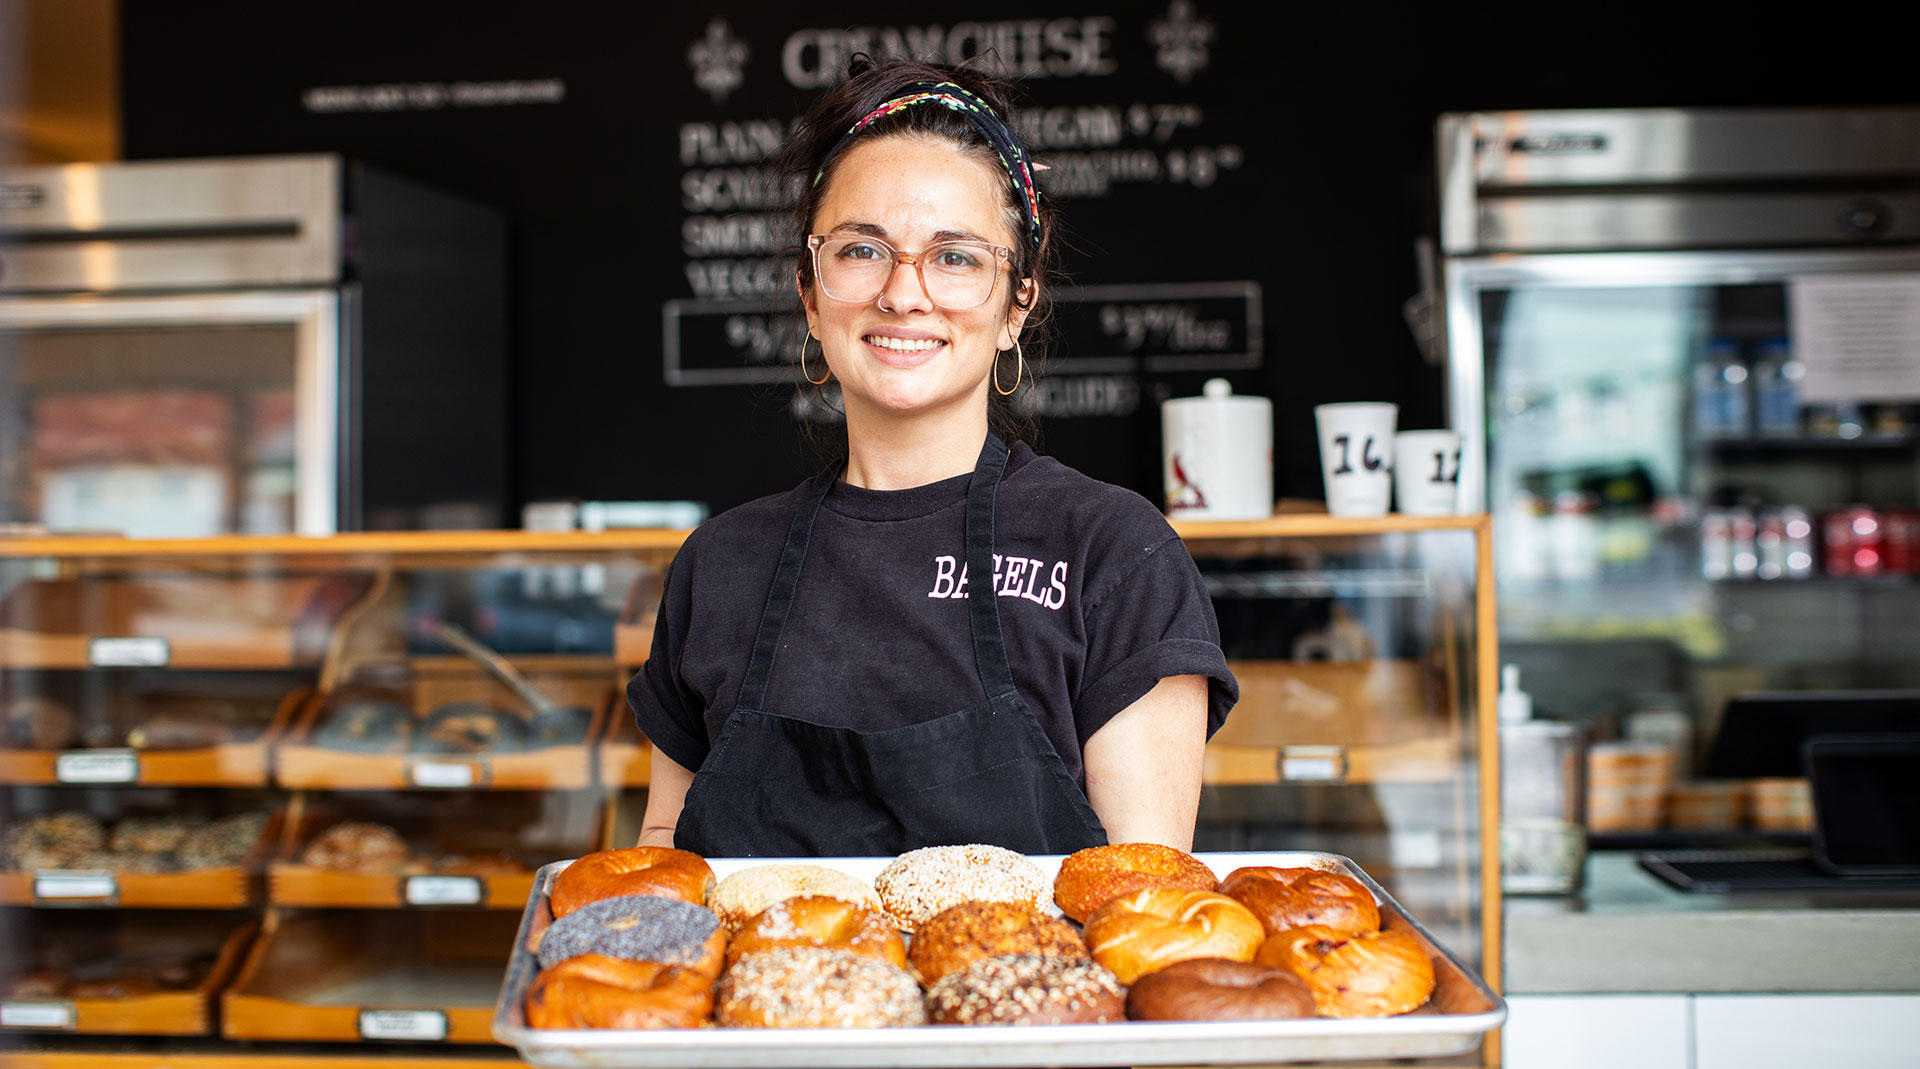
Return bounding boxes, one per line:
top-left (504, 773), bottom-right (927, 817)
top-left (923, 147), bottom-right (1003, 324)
top-left (807, 233), bottom-right (1014, 311)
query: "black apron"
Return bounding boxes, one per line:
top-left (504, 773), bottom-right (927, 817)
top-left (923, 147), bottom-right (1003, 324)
top-left (675, 434), bottom-right (1109, 857)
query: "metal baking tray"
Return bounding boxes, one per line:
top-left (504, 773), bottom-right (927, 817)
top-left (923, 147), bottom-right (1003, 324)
top-left (493, 851), bottom-right (1505, 1067)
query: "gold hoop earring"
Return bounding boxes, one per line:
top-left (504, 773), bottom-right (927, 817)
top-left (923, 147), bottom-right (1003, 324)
top-left (800, 333), bottom-right (831, 385)
top-left (993, 341), bottom-right (1025, 396)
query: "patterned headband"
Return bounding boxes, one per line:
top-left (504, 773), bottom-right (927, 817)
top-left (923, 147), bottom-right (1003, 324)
top-left (812, 81), bottom-right (1043, 248)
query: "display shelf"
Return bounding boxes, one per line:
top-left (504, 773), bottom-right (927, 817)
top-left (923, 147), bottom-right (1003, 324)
top-left (0, 685), bottom-right (309, 787)
top-left (595, 700), bottom-right (650, 788)
top-left (0, 811), bottom-right (278, 909)
top-left (221, 912), bottom-right (515, 1044)
top-left (0, 914), bottom-right (256, 1038)
top-left (274, 660), bottom-right (616, 791)
top-left (267, 865), bottom-right (537, 912)
top-left (0, 575), bottom-right (376, 670)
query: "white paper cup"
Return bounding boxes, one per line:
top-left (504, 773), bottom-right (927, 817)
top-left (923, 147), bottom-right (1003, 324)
top-left (1314, 403), bottom-right (1397, 517)
top-left (1393, 430), bottom-right (1463, 515)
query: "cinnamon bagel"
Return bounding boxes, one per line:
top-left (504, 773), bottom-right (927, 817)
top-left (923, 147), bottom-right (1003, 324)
top-left (1218, 866), bottom-right (1381, 936)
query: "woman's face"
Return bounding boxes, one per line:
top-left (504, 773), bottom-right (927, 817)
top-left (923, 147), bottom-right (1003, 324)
top-left (801, 134), bottom-right (1030, 424)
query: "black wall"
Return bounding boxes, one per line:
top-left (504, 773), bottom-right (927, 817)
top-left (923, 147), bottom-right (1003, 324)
top-left (119, 1), bottom-right (1917, 518)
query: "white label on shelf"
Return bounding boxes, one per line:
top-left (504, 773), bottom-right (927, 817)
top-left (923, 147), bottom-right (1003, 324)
top-left (33, 872), bottom-right (117, 901)
top-left (87, 636), bottom-right (170, 667)
top-left (404, 876), bottom-right (484, 906)
top-left (357, 1009), bottom-right (448, 1042)
top-left (408, 761), bottom-right (479, 788)
top-left (1, 1002), bottom-right (75, 1029)
top-left (1278, 745), bottom-right (1347, 782)
top-left (53, 750), bottom-right (138, 784)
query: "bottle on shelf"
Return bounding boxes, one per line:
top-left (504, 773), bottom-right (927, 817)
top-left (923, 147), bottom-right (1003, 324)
top-left (1750, 336), bottom-right (1803, 438)
top-left (1805, 399), bottom-right (1867, 439)
top-left (1756, 506), bottom-right (1816, 580)
top-left (1823, 505), bottom-right (1885, 576)
top-left (1692, 338), bottom-right (1749, 440)
top-left (1497, 665), bottom-right (1587, 896)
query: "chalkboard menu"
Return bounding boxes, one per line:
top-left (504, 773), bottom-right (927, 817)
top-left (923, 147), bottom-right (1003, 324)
top-left (116, 1), bottom-right (1391, 515)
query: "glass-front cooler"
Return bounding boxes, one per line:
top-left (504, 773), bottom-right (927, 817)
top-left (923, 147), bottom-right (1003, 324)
top-left (1438, 107), bottom-right (1920, 844)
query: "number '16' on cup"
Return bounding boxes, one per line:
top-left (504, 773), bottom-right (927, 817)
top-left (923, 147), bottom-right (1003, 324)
top-left (1314, 403), bottom-right (1397, 517)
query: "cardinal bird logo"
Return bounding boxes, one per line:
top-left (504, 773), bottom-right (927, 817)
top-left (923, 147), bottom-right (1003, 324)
top-left (1166, 453), bottom-right (1208, 512)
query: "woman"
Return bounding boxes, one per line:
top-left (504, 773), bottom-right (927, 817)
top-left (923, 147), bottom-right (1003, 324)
top-left (629, 56), bottom-right (1236, 857)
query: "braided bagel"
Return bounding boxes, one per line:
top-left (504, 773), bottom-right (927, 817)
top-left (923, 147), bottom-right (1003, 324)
top-left (1255, 923), bottom-right (1436, 1017)
top-left (1081, 888), bottom-right (1265, 985)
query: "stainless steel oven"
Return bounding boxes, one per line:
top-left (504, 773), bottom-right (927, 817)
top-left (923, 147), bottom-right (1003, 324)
top-left (0, 154), bottom-right (507, 536)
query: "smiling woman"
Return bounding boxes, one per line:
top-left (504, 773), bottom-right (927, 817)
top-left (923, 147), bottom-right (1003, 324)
top-left (626, 56), bottom-right (1238, 859)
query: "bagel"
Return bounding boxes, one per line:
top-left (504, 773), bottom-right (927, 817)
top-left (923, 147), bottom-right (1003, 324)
top-left (1125, 957), bottom-right (1316, 1020)
top-left (1255, 923), bottom-right (1436, 1017)
top-left (1081, 888), bottom-right (1265, 985)
top-left (1053, 842), bottom-right (1218, 923)
top-left (524, 954), bottom-right (713, 1029)
top-left (1218, 866), bottom-right (1381, 936)
top-left (724, 895), bottom-right (907, 971)
top-left (549, 846), bottom-right (714, 918)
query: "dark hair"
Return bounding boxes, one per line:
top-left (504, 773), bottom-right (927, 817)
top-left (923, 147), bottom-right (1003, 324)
top-left (775, 55), bottom-right (1060, 453)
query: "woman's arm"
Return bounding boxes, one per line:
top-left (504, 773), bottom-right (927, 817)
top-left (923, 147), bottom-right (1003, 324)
top-left (1081, 674), bottom-right (1208, 851)
top-left (637, 747), bottom-right (695, 847)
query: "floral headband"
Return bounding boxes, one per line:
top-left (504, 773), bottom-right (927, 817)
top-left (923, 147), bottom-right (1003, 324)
top-left (812, 81), bottom-right (1043, 248)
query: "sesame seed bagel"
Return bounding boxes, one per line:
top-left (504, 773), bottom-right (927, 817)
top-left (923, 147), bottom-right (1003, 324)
top-left (872, 844), bottom-right (1049, 934)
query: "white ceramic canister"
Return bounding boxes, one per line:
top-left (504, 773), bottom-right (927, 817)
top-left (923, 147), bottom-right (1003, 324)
top-left (1161, 378), bottom-right (1273, 521)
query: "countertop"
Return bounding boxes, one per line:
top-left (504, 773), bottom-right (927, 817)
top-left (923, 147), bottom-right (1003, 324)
top-left (1503, 852), bottom-right (1920, 994)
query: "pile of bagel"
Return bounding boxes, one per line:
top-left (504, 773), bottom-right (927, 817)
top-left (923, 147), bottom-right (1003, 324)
top-left (523, 841), bottom-right (1436, 1030)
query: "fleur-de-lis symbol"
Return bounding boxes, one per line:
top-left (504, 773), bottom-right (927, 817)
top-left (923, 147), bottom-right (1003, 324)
top-left (688, 18), bottom-right (749, 104)
top-left (1150, 1), bottom-right (1214, 85)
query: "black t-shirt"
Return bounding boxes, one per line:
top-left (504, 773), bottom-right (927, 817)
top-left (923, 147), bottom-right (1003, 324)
top-left (628, 442), bottom-right (1238, 787)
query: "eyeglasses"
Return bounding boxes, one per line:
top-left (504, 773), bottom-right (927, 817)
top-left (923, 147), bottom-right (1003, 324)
top-left (807, 233), bottom-right (1014, 311)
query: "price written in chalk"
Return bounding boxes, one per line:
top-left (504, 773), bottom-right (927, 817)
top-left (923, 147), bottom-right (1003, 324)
top-left (1164, 145), bottom-right (1242, 188)
top-left (1099, 302), bottom-right (1234, 354)
top-left (1126, 103), bottom-right (1203, 142)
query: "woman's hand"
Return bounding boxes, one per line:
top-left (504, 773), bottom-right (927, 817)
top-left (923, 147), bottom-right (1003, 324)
top-left (636, 747), bottom-right (695, 847)
top-left (1082, 674), bottom-right (1208, 851)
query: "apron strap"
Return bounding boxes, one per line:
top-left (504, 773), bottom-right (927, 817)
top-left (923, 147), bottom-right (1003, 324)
top-left (965, 433), bottom-right (1018, 700)
top-left (736, 465), bottom-right (838, 711)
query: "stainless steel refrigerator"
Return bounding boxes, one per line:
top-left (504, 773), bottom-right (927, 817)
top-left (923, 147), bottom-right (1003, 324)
top-left (1437, 107), bottom-right (1920, 750)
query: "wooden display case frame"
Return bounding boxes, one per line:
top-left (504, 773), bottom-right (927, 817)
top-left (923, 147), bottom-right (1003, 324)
top-left (0, 810), bottom-right (283, 909)
top-left (0, 918), bottom-right (257, 1038)
top-left (0, 684), bottom-right (310, 787)
top-left (221, 911), bottom-right (517, 1045)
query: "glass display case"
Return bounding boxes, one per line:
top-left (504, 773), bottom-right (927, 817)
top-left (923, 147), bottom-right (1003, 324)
top-left (0, 519), bottom-right (1498, 1067)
